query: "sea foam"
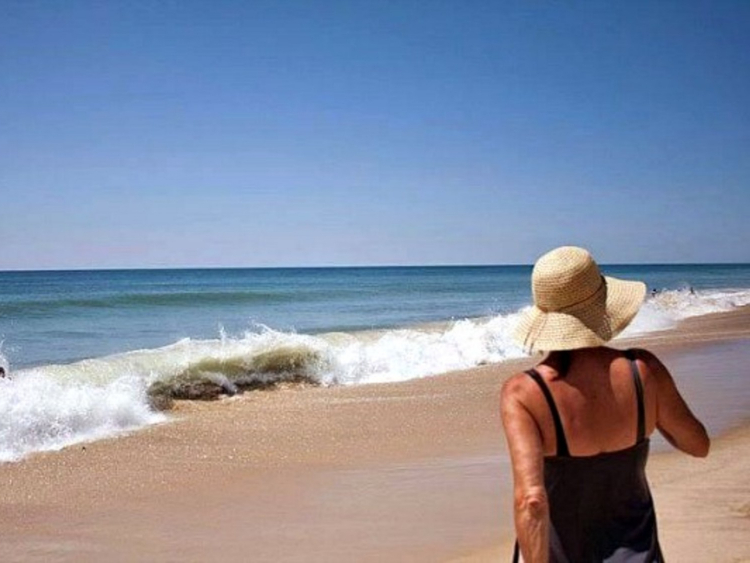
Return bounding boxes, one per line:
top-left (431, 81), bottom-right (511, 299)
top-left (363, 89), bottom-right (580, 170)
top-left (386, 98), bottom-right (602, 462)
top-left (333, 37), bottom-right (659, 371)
top-left (622, 287), bottom-right (750, 337)
top-left (0, 372), bottom-right (164, 462)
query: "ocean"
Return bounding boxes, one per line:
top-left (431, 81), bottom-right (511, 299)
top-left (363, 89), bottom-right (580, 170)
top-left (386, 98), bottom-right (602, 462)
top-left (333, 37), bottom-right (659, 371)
top-left (2, 263), bottom-right (750, 462)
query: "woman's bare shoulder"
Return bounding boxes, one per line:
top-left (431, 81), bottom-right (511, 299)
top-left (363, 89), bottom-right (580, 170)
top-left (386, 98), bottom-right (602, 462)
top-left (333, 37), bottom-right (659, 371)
top-left (501, 370), bottom-right (536, 406)
top-left (622, 347), bottom-right (669, 378)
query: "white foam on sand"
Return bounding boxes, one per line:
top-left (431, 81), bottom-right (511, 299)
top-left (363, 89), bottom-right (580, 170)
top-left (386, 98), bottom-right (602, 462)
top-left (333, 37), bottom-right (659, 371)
top-left (0, 371), bottom-right (165, 462)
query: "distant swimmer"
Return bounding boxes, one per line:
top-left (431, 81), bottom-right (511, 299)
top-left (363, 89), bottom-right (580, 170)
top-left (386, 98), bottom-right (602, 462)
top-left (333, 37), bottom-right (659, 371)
top-left (0, 367), bottom-right (6, 378)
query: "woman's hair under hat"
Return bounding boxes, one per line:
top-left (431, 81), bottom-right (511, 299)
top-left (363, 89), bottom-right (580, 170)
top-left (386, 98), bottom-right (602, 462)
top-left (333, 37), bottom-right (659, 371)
top-left (513, 246), bottom-right (646, 352)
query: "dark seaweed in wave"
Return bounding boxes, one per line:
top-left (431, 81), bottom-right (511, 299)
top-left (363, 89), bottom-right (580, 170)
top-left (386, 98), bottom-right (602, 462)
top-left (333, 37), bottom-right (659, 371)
top-left (146, 346), bottom-right (323, 410)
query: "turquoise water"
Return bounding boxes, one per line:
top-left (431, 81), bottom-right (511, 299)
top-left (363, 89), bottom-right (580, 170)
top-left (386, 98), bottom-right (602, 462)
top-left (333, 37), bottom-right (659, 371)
top-left (1, 264), bottom-right (750, 369)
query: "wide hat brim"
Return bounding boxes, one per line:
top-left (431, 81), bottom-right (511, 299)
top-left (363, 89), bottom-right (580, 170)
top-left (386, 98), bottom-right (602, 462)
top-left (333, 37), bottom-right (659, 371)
top-left (513, 276), bottom-right (646, 352)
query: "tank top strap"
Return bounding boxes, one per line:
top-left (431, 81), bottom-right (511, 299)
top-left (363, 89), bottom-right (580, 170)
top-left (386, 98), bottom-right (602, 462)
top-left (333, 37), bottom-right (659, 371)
top-left (525, 368), bottom-right (570, 457)
top-left (625, 350), bottom-right (646, 444)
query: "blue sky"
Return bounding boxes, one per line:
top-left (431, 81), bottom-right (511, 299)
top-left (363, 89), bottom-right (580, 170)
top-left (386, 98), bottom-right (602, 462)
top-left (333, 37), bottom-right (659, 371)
top-left (1, 0), bottom-right (748, 269)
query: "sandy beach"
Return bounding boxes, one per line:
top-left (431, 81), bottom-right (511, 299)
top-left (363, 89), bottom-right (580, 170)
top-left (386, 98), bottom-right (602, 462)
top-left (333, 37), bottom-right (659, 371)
top-left (2, 308), bottom-right (750, 562)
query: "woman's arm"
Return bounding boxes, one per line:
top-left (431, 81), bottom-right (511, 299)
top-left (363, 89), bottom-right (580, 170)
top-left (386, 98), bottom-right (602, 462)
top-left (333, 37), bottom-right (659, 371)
top-left (501, 375), bottom-right (549, 563)
top-left (637, 350), bottom-right (710, 457)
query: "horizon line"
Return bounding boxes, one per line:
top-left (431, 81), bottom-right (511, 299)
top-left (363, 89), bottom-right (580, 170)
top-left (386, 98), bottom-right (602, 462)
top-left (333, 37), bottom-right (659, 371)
top-left (1, 261), bottom-right (749, 274)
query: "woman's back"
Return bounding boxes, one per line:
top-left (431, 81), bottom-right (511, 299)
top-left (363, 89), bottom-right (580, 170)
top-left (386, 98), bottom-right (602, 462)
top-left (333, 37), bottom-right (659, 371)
top-left (527, 348), bottom-right (657, 457)
top-left (519, 348), bottom-right (662, 562)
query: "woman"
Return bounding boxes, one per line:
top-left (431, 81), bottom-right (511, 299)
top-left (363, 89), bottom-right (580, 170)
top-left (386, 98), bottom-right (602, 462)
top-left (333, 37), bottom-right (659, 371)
top-left (502, 246), bottom-right (709, 562)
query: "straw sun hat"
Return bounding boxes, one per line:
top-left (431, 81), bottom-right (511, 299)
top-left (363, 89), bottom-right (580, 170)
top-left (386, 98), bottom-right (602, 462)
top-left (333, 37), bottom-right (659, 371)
top-left (514, 246), bottom-right (646, 353)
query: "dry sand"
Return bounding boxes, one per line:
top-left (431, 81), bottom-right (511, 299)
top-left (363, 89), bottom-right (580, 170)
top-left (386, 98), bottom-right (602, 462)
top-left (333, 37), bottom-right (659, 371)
top-left (1, 308), bottom-right (749, 562)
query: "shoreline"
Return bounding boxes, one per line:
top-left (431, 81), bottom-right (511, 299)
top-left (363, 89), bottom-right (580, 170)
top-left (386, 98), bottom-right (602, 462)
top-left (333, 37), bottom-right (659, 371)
top-left (2, 307), bottom-right (750, 562)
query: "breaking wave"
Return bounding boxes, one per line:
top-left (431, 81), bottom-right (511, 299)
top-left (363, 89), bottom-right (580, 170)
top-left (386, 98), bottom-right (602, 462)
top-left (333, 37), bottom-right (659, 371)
top-left (2, 286), bottom-right (749, 462)
top-left (623, 287), bottom-right (750, 336)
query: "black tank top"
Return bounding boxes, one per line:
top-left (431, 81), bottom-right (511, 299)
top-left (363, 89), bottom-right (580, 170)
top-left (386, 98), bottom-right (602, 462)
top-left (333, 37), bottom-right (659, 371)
top-left (512, 351), bottom-right (664, 562)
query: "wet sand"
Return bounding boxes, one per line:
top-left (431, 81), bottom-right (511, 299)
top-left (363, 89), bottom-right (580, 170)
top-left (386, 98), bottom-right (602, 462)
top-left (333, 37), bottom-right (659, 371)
top-left (1, 308), bottom-right (750, 562)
